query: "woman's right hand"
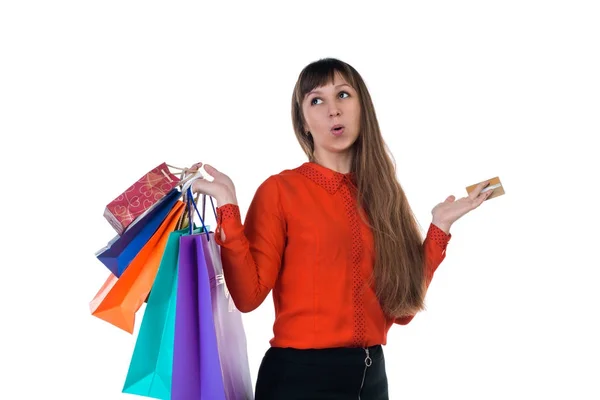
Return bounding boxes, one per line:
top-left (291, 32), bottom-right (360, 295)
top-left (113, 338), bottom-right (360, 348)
top-left (187, 162), bottom-right (238, 207)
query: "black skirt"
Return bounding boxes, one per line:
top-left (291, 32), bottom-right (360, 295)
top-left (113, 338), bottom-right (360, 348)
top-left (254, 345), bottom-right (389, 400)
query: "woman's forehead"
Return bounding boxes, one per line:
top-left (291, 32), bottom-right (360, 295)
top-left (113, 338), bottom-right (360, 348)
top-left (309, 71), bottom-right (350, 91)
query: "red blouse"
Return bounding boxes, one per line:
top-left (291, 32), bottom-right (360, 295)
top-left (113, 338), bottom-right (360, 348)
top-left (214, 161), bottom-right (451, 349)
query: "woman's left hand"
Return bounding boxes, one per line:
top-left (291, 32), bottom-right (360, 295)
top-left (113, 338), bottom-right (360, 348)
top-left (431, 180), bottom-right (493, 233)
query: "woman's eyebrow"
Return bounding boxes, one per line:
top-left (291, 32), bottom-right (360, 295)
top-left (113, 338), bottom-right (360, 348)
top-left (308, 84), bottom-right (352, 96)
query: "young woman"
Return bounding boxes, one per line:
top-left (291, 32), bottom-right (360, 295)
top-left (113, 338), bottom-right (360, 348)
top-left (190, 58), bottom-right (492, 399)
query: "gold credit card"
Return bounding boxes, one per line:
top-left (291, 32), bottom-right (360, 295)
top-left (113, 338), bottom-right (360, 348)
top-left (466, 176), bottom-right (505, 200)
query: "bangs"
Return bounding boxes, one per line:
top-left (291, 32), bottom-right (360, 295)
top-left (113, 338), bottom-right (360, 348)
top-left (296, 59), bottom-right (355, 102)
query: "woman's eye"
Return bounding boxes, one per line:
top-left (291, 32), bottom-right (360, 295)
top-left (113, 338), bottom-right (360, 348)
top-left (310, 92), bottom-right (349, 105)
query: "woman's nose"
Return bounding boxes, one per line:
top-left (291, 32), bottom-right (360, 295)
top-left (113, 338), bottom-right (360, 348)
top-left (329, 106), bottom-right (341, 117)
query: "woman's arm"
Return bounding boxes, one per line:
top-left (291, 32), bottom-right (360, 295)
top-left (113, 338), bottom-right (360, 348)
top-left (214, 176), bottom-right (287, 313)
top-left (394, 222), bottom-right (451, 325)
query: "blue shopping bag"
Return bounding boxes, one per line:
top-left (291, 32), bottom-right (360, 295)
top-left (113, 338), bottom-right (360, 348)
top-left (96, 188), bottom-right (181, 277)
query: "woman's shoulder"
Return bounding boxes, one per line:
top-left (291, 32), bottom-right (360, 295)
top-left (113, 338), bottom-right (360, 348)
top-left (261, 162), bottom-right (311, 182)
top-left (254, 162), bottom-right (313, 194)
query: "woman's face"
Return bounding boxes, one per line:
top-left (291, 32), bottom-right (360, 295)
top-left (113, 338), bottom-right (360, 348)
top-left (302, 72), bottom-right (361, 160)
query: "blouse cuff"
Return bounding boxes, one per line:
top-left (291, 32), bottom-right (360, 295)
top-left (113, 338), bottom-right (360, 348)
top-left (216, 203), bottom-right (241, 223)
top-left (427, 223), bottom-right (451, 251)
top-left (215, 204), bottom-right (243, 246)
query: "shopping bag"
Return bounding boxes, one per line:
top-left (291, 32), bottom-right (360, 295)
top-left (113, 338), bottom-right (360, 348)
top-left (96, 188), bottom-right (181, 277)
top-left (191, 192), bottom-right (253, 399)
top-left (202, 231), bottom-right (254, 400)
top-left (122, 225), bottom-right (204, 399)
top-left (90, 200), bottom-right (185, 333)
top-left (171, 190), bottom-right (226, 400)
top-left (104, 162), bottom-right (181, 235)
top-left (121, 227), bottom-right (183, 399)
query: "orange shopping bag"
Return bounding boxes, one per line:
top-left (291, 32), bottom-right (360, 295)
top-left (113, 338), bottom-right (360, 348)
top-left (90, 200), bottom-right (185, 333)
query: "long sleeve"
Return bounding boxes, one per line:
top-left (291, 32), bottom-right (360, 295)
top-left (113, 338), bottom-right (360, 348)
top-left (214, 176), bottom-right (286, 313)
top-left (394, 223), bottom-right (451, 325)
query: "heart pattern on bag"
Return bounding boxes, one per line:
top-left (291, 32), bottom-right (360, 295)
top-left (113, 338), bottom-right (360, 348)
top-left (105, 163), bottom-right (181, 233)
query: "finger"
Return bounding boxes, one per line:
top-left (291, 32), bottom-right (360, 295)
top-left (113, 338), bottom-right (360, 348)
top-left (191, 179), bottom-right (219, 198)
top-left (474, 190), bottom-right (493, 206)
top-left (188, 162), bottom-right (203, 173)
top-left (469, 180), bottom-right (491, 199)
top-left (445, 195), bottom-right (456, 203)
top-left (203, 164), bottom-right (224, 179)
top-left (182, 162), bottom-right (203, 179)
top-left (203, 164), bottom-right (234, 189)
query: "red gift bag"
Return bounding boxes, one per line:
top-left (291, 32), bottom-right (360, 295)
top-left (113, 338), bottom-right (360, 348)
top-left (104, 162), bottom-right (181, 234)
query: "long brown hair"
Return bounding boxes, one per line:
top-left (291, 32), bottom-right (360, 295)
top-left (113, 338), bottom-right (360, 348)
top-left (291, 58), bottom-right (427, 318)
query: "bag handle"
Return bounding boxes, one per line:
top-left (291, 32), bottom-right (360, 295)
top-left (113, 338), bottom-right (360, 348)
top-left (166, 163), bottom-right (187, 171)
top-left (186, 187), bottom-right (210, 239)
top-left (179, 170), bottom-right (210, 237)
top-left (165, 163), bottom-right (204, 191)
top-left (170, 165), bottom-right (218, 232)
top-left (176, 168), bottom-right (195, 231)
top-left (177, 167), bottom-right (218, 223)
top-left (201, 194), bottom-right (218, 222)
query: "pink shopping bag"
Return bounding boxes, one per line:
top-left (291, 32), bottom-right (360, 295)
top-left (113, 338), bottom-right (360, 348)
top-left (104, 162), bottom-right (181, 234)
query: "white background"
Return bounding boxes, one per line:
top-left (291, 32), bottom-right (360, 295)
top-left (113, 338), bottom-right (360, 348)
top-left (1, 1), bottom-right (599, 399)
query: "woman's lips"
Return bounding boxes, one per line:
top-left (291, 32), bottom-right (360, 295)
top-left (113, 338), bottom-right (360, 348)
top-left (331, 125), bottom-right (345, 136)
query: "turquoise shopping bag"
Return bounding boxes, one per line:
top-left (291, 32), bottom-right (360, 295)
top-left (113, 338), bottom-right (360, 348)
top-left (122, 225), bottom-right (207, 399)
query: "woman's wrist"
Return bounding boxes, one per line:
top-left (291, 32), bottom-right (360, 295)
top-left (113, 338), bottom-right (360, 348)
top-left (216, 193), bottom-right (238, 207)
top-left (431, 219), bottom-right (451, 235)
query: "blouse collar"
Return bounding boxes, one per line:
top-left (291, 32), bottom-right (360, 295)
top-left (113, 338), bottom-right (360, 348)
top-left (294, 162), bottom-right (356, 195)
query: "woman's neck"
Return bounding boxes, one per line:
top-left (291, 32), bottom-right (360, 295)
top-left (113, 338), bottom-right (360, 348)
top-left (312, 151), bottom-right (353, 174)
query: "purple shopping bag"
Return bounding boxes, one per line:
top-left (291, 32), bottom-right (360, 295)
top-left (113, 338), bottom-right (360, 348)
top-left (202, 231), bottom-right (254, 399)
top-left (172, 233), bottom-right (226, 400)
